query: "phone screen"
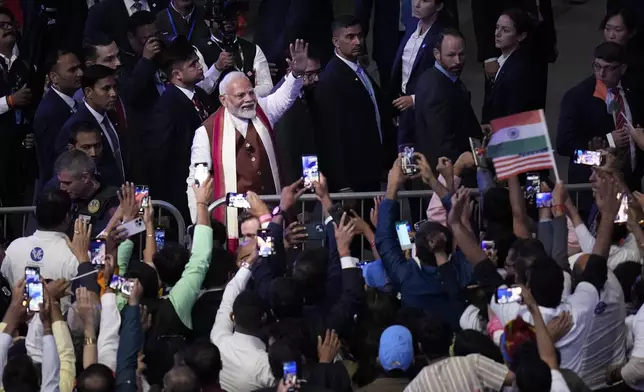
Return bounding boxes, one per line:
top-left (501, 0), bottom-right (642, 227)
top-left (195, 163), bottom-right (209, 187)
top-left (399, 144), bottom-right (419, 175)
top-left (121, 280), bottom-right (134, 296)
top-left (109, 275), bottom-right (126, 291)
top-left (395, 221), bottom-right (412, 251)
top-left (302, 155), bottom-right (319, 188)
top-left (155, 228), bottom-right (165, 250)
top-left (257, 228), bottom-right (275, 257)
top-left (283, 361), bottom-right (297, 384)
top-left (469, 137), bottom-right (486, 167)
top-left (536, 192), bottom-right (553, 209)
top-left (496, 287), bottom-right (523, 304)
top-left (573, 150), bottom-right (603, 166)
top-left (525, 173), bottom-right (540, 207)
top-left (135, 185), bottom-right (149, 212)
top-left (481, 240), bottom-right (495, 251)
top-left (226, 193), bottom-right (251, 209)
top-left (25, 267), bottom-right (43, 312)
top-left (90, 239), bottom-right (106, 265)
top-left (615, 193), bottom-right (629, 223)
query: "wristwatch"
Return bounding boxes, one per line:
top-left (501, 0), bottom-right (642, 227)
top-left (240, 261), bottom-right (251, 270)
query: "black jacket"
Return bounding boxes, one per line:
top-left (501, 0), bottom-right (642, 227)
top-left (155, 4), bottom-right (210, 45)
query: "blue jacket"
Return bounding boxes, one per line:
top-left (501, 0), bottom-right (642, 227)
top-left (375, 198), bottom-right (472, 330)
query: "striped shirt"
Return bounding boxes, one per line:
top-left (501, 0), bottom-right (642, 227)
top-left (404, 354), bottom-right (509, 392)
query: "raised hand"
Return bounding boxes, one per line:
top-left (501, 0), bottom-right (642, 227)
top-left (119, 182), bottom-right (140, 223)
top-left (286, 39), bottom-right (309, 76)
top-left (370, 196), bottom-right (384, 227)
top-left (284, 221), bottom-right (307, 249)
top-left (334, 212), bottom-right (356, 257)
top-left (246, 191), bottom-right (270, 218)
top-left (280, 178), bottom-right (306, 212)
top-left (67, 218), bottom-right (92, 263)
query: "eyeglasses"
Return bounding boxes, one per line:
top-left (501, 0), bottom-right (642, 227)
top-left (304, 69), bottom-right (322, 79)
top-left (592, 61), bottom-right (621, 72)
top-left (0, 21), bottom-right (13, 30)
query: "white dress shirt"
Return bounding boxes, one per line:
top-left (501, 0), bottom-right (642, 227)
top-left (573, 224), bottom-right (642, 270)
top-left (210, 267), bottom-right (275, 392)
top-left (98, 292), bottom-right (121, 371)
top-left (85, 101), bottom-right (125, 175)
top-left (186, 73), bottom-right (303, 222)
top-left (401, 22), bottom-right (431, 96)
top-left (622, 305), bottom-right (644, 390)
top-left (0, 44), bottom-right (21, 116)
top-left (124, 0), bottom-right (150, 16)
top-left (495, 49), bottom-right (515, 80)
top-left (170, 0), bottom-right (194, 22)
top-left (195, 37), bottom-right (274, 98)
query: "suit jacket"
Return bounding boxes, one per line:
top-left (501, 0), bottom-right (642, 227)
top-left (253, 0), bottom-right (334, 78)
top-left (414, 67), bottom-right (482, 169)
top-left (390, 21), bottom-right (444, 145)
top-left (481, 48), bottom-right (544, 124)
top-left (84, 0), bottom-right (169, 52)
top-left (143, 84), bottom-right (214, 221)
top-left (54, 104), bottom-right (125, 188)
top-left (33, 89), bottom-right (75, 181)
top-left (312, 56), bottom-right (392, 192)
top-left (556, 76), bottom-right (644, 187)
top-left (155, 4), bottom-right (210, 45)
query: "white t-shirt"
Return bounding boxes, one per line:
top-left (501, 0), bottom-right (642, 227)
top-left (550, 370), bottom-right (571, 392)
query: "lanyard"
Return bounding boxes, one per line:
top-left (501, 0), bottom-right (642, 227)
top-left (167, 8), bottom-right (196, 41)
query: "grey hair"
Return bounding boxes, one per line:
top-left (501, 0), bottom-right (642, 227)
top-left (218, 71), bottom-right (249, 96)
top-left (54, 149), bottom-right (96, 178)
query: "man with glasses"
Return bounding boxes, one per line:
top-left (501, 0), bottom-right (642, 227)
top-left (556, 41), bottom-right (644, 212)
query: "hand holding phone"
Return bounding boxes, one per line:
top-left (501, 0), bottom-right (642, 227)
top-left (194, 163), bottom-right (210, 187)
top-left (536, 192), bottom-right (553, 209)
top-left (495, 286), bottom-right (522, 304)
top-left (116, 217), bottom-right (146, 238)
top-left (302, 155), bottom-right (319, 189)
top-left (25, 267), bottom-right (43, 312)
top-left (257, 228), bottom-right (275, 257)
top-left (395, 221), bottom-right (413, 251)
top-left (399, 144), bottom-right (419, 175)
top-left (226, 192), bottom-right (251, 209)
top-left (135, 185), bottom-right (149, 214)
top-left (573, 150), bottom-right (604, 166)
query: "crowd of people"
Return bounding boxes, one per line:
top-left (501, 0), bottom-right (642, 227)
top-left (0, 0), bottom-right (643, 391)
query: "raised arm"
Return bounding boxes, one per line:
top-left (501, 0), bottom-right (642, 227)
top-left (508, 176), bottom-right (531, 239)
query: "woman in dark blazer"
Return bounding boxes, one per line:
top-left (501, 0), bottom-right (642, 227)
top-left (482, 9), bottom-right (545, 125)
top-left (391, 0), bottom-right (446, 146)
top-left (601, 8), bottom-right (644, 93)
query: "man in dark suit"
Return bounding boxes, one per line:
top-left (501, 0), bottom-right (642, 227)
top-left (55, 65), bottom-right (126, 188)
top-left (84, 0), bottom-right (169, 52)
top-left (144, 36), bottom-right (215, 221)
top-left (156, 0), bottom-right (210, 45)
top-left (557, 42), bottom-right (643, 191)
top-left (34, 49), bottom-right (83, 187)
top-left (254, 0), bottom-right (334, 81)
top-left (313, 16), bottom-right (392, 193)
top-left (414, 29), bottom-right (481, 170)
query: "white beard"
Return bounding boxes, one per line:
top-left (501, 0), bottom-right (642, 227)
top-left (229, 104), bottom-right (257, 120)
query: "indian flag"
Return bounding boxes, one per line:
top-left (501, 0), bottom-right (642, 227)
top-left (487, 110), bottom-right (556, 180)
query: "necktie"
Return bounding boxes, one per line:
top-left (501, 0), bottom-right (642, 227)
top-left (356, 66), bottom-right (382, 143)
top-left (611, 87), bottom-right (635, 169)
top-left (100, 116), bottom-right (125, 179)
top-left (132, 0), bottom-right (143, 12)
top-left (192, 96), bottom-right (208, 122)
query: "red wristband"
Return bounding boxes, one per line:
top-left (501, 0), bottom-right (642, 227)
top-left (259, 214), bottom-right (272, 224)
top-left (552, 204), bottom-right (566, 214)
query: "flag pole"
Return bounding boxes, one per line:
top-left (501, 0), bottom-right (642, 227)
top-left (539, 109), bottom-right (561, 183)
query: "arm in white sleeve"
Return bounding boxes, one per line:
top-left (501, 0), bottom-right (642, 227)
top-left (41, 334), bottom-right (60, 392)
top-left (573, 223), bottom-right (595, 254)
top-left (0, 332), bottom-right (13, 385)
top-left (257, 73), bottom-right (303, 125)
top-left (97, 293), bottom-right (120, 371)
top-left (0, 96), bottom-right (10, 116)
top-left (252, 45), bottom-right (273, 98)
top-left (187, 126), bottom-right (213, 224)
top-left (197, 63), bottom-right (223, 96)
top-left (210, 267), bottom-right (252, 345)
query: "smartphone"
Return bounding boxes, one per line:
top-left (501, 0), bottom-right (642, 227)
top-left (305, 223), bottom-right (325, 241)
top-left (226, 192), bottom-right (251, 209)
top-left (89, 238), bottom-right (106, 265)
top-left (25, 267), bottom-right (43, 312)
top-left (283, 361), bottom-right (297, 385)
top-left (615, 193), bottom-right (629, 224)
top-left (135, 185), bottom-right (149, 214)
top-left (481, 240), bottom-right (496, 251)
top-left (357, 260), bottom-right (371, 269)
top-left (573, 150), bottom-right (604, 166)
top-left (395, 220), bottom-right (413, 251)
top-left (194, 163), bottom-right (210, 187)
top-left (121, 279), bottom-right (135, 296)
top-left (399, 144), bottom-right (419, 175)
top-left (414, 219), bottom-right (428, 232)
top-left (469, 137), bottom-right (487, 168)
top-left (496, 286), bottom-right (523, 304)
top-left (302, 155), bottom-right (319, 189)
top-left (155, 228), bottom-right (165, 250)
top-left (257, 228), bottom-right (275, 257)
top-left (536, 192), bottom-right (553, 209)
top-left (109, 275), bottom-right (125, 291)
top-left (116, 217), bottom-right (146, 238)
top-left (525, 173), bottom-right (540, 208)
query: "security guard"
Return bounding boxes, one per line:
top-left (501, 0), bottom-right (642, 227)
top-left (73, 184), bottom-right (120, 237)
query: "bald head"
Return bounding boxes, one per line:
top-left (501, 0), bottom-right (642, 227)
top-left (218, 71), bottom-right (257, 119)
top-left (162, 365), bottom-right (200, 392)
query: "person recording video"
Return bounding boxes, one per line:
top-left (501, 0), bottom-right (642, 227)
top-left (194, 0), bottom-right (273, 99)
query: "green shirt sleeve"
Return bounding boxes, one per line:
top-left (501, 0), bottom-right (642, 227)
top-left (169, 224), bottom-right (213, 329)
top-left (117, 240), bottom-right (134, 274)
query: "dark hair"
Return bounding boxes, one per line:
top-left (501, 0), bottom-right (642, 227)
top-left (501, 8), bottom-right (535, 36)
top-left (82, 34), bottom-right (115, 63)
top-left (513, 341), bottom-right (552, 392)
top-left (396, 308), bottom-right (451, 359)
top-left (161, 35), bottom-right (197, 78)
top-left (162, 365), bottom-right (200, 392)
top-left (361, 288), bottom-right (400, 329)
top-left (507, 238), bottom-right (550, 284)
top-left (181, 339), bottom-right (222, 387)
top-left (232, 290), bottom-right (264, 330)
top-left (267, 339), bottom-right (303, 381)
top-left (331, 15), bottom-right (362, 35)
top-left (269, 277), bottom-right (304, 319)
top-left (415, 221), bottom-right (453, 266)
top-left (81, 64), bottom-right (115, 90)
top-left (69, 121), bottom-right (101, 145)
top-left (292, 249), bottom-right (327, 305)
top-left (202, 247), bottom-right (236, 289)
top-left (601, 8), bottom-right (637, 34)
top-left (127, 10), bottom-right (157, 34)
top-left (2, 354), bottom-right (38, 392)
top-left (613, 261), bottom-right (643, 303)
top-left (454, 330), bottom-right (504, 363)
top-left (483, 187), bottom-right (512, 225)
top-left (211, 218), bottom-right (228, 246)
top-left (594, 41), bottom-right (627, 64)
top-left (434, 28), bottom-right (466, 51)
top-left (0, 7), bottom-right (16, 23)
top-left (268, 318), bottom-right (316, 361)
top-left (153, 243), bottom-right (190, 287)
top-left (125, 260), bottom-right (159, 300)
top-left (36, 189), bottom-right (72, 230)
top-left (77, 364), bottom-right (116, 392)
top-left (528, 261), bottom-right (564, 308)
top-left (45, 48), bottom-right (77, 74)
